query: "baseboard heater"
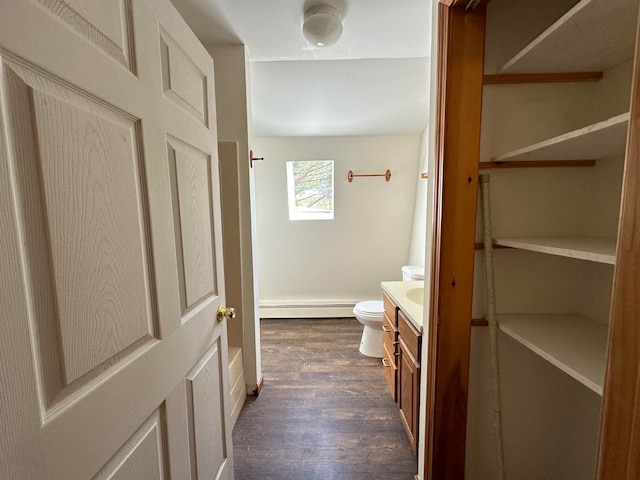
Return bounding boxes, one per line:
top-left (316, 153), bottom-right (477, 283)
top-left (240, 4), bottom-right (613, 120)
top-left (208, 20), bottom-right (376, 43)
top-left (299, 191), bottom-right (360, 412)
top-left (259, 301), bottom-right (358, 319)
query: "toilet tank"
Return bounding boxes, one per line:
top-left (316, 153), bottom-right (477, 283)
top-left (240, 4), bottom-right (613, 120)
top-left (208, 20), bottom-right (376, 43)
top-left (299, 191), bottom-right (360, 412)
top-left (402, 265), bottom-right (424, 281)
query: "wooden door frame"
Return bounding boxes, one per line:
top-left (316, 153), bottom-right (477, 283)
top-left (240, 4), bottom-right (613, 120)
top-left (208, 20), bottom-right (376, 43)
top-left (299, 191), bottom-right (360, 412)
top-left (423, 3), bottom-right (486, 479)
top-left (597, 7), bottom-right (640, 479)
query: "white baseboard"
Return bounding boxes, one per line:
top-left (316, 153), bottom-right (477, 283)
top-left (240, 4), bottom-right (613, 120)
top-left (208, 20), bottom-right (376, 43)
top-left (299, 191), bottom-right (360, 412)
top-left (259, 300), bottom-right (359, 319)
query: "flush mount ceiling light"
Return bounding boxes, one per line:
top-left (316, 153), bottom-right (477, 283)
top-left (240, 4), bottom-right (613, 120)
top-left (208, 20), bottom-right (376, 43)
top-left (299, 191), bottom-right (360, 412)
top-left (303, 4), bottom-right (343, 47)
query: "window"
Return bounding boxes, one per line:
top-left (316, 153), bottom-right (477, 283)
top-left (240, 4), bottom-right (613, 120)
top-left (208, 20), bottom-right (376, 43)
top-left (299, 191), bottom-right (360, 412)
top-left (286, 160), bottom-right (334, 220)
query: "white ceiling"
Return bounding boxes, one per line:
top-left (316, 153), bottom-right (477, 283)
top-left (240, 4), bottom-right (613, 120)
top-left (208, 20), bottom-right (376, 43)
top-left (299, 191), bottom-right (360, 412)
top-left (170, 0), bottom-right (432, 137)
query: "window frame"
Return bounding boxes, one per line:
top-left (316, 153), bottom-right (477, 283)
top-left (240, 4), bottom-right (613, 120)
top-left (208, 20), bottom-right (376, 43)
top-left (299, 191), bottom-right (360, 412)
top-left (285, 160), bottom-right (335, 221)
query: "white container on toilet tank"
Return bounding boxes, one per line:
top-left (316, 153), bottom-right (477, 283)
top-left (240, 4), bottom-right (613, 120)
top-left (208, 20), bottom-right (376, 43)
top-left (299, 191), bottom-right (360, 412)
top-left (402, 265), bottom-right (424, 282)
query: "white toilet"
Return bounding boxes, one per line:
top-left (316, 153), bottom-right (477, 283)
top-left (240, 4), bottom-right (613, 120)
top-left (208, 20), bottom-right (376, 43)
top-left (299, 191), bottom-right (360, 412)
top-left (353, 300), bottom-right (385, 357)
top-left (353, 265), bottom-right (425, 358)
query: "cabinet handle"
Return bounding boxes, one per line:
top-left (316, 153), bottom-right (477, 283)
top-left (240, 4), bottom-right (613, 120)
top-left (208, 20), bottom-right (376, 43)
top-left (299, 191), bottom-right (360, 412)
top-left (382, 358), bottom-right (391, 368)
top-left (382, 325), bottom-right (391, 332)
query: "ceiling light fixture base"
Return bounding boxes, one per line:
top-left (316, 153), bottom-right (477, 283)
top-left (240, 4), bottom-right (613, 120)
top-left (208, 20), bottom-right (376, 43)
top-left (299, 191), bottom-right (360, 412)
top-left (302, 4), bottom-right (343, 47)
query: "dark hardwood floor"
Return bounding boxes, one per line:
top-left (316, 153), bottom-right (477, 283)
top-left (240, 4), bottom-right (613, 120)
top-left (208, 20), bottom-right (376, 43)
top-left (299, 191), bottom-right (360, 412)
top-left (232, 318), bottom-right (417, 480)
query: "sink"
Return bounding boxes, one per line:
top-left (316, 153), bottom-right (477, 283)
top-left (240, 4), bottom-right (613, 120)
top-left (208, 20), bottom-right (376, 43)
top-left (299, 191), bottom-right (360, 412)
top-left (406, 287), bottom-right (424, 306)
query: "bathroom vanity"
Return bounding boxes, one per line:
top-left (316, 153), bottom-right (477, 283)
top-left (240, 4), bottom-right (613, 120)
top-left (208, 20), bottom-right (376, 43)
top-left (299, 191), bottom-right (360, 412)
top-left (381, 281), bottom-right (423, 454)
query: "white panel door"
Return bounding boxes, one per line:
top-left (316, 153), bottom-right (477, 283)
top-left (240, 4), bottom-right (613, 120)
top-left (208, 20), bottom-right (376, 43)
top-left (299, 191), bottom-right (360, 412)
top-left (0, 1), bottom-right (234, 478)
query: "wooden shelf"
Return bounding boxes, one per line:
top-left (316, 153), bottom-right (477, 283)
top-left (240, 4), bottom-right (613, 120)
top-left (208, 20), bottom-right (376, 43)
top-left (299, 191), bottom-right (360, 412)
top-left (500, 0), bottom-right (639, 74)
top-left (493, 236), bottom-right (616, 264)
top-left (497, 314), bottom-right (608, 395)
top-left (484, 72), bottom-right (603, 85)
top-left (492, 113), bottom-right (629, 163)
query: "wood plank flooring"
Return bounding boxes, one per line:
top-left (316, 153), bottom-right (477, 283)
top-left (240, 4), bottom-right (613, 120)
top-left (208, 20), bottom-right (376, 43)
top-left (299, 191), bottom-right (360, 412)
top-left (232, 318), bottom-right (418, 480)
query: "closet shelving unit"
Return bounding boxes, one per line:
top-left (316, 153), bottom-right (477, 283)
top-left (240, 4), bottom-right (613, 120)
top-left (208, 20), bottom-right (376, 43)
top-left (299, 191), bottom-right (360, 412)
top-left (499, 0), bottom-right (638, 74)
top-left (428, 0), bottom-right (640, 477)
top-left (483, 0), bottom-right (638, 401)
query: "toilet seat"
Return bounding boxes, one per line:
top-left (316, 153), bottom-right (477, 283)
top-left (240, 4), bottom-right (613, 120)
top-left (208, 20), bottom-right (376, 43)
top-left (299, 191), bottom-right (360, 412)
top-left (353, 300), bottom-right (383, 318)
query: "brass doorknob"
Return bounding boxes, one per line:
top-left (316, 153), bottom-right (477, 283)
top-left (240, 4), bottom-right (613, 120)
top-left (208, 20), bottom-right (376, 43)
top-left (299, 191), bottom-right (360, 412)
top-left (217, 305), bottom-right (236, 322)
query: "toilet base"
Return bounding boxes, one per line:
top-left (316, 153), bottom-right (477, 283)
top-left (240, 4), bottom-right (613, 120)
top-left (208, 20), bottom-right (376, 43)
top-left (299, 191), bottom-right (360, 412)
top-left (359, 325), bottom-right (383, 358)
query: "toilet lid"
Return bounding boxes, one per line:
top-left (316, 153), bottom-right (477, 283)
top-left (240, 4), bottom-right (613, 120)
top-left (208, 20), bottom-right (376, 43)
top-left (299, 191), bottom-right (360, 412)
top-left (354, 300), bottom-right (384, 315)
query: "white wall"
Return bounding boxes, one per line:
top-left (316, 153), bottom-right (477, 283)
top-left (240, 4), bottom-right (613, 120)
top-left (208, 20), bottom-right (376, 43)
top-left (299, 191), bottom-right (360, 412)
top-left (207, 45), bottom-right (262, 390)
top-left (252, 135), bottom-right (421, 317)
top-left (408, 127), bottom-right (430, 268)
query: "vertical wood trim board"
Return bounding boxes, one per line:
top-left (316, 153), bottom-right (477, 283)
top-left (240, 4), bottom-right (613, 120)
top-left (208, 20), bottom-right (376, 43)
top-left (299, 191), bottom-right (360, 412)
top-left (597, 9), bottom-right (640, 480)
top-left (424, 5), bottom-right (486, 480)
top-left (424, 6), bottom-right (448, 475)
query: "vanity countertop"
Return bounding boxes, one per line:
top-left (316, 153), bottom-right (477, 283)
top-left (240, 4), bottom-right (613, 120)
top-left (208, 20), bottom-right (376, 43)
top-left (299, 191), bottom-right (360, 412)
top-left (381, 281), bottom-right (424, 332)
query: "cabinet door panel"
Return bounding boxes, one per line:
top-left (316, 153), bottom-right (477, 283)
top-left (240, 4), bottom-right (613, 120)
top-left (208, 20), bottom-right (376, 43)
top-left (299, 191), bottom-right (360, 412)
top-left (398, 310), bottom-right (421, 360)
top-left (398, 337), bottom-right (420, 454)
top-left (382, 341), bottom-right (398, 402)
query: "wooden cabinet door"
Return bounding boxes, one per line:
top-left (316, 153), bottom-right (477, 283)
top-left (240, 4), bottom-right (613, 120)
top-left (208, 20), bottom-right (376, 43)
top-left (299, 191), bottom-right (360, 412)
top-left (0, 1), bottom-right (234, 478)
top-left (398, 337), bottom-right (421, 454)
